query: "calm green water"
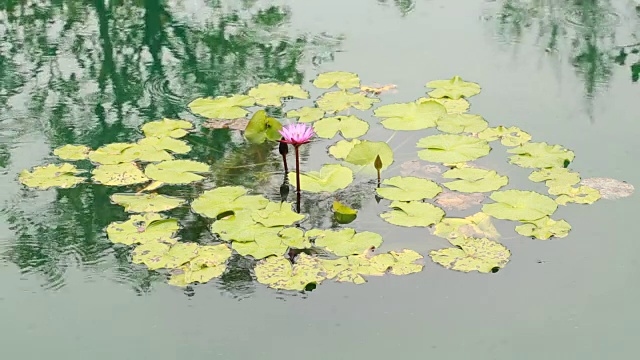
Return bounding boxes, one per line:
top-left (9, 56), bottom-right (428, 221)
top-left (1, 0), bottom-right (639, 359)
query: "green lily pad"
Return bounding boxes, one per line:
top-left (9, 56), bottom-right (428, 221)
top-left (417, 97), bottom-right (470, 114)
top-left (244, 110), bottom-right (283, 144)
top-left (132, 242), bottom-right (199, 270)
top-left (232, 233), bottom-right (289, 259)
top-left (88, 143), bottom-right (138, 165)
top-left (515, 217), bottom-right (571, 240)
top-left (368, 249), bottom-right (424, 276)
top-left (316, 90), bottom-right (380, 113)
top-left (328, 139), bottom-right (359, 160)
top-left (436, 114), bottom-right (488, 134)
top-left (433, 212), bottom-right (500, 242)
top-left (192, 186), bottom-right (269, 219)
top-left (141, 118), bottom-right (193, 138)
top-left (507, 142), bottom-right (575, 168)
top-left (429, 237), bottom-right (510, 273)
top-left (376, 176), bottom-right (442, 201)
top-left (344, 140), bottom-right (394, 170)
top-left (288, 164), bottom-right (353, 193)
top-left (248, 83), bottom-right (309, 106)
top-left (252, 201), bottom-right (305, 227)
top-left (482, 190), bottom-right (557, 221)
top-left (279, 227), bottom-right (312, 249)
top-left (53, 144), bottom-right (91, 161)
top-left (310, 228), bottom-right (383, 256)
top-left (211, 210), bottom-right (283, 242)
top-left (374, 101), bottom-right (447, 131)
top-left (441, 168), bottom-right (508, 193)
top-left (188, 95), bottom-right (255, 119)
top-left (333, 201), bottom-right (358, 224)
top-left (380, 201), bottom-right (445, 227)
top-left (110, 193), bottom-right (185, 213)
top-left (106, 213), bottom-right (179, 245)
top-left (478, 126), bottom-right (531, 146)
top-left (548, 185), bottom-right (601, 205)
top-left (426, 76), bottom-right (481, 99)
top-left (168, 244), bottom-right (232, 286)
top-left (321, 254), bottom-right (385, 284)
top-left (313, 115), bottom-right (369, 139)
top-left (286, 107), bottom-right (325, 123)
top-left (417, 134), bottom-right (491, 163)
top-left (136, 136), bottom-right (191, 155)
top-left (313, 71), bottom-right (360, 89)
top-left (254, 253), bottom-right (327, 291)
top-left (92, 163), bottom-right (149, 186)
top-left (145, 160), bottom-right (209, 184)
top-left (19, 163), bottom-right (85, 189)
top-left (529, 168), bottom-right (581, 189)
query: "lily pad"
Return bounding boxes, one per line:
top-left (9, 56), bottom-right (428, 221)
top-left (110, 193), bottom-right (185, 213)
top-left (482, 190), bottom-right (557, 221)
top-left (288, 164), bottom-right (353, 193)
top-left (106, 213), bottom-right (179, 245)
top-left (191, 186), bottom-right (269, 219)
top-left (145, 160), bottom-right (209, 184)
top-left (321, 254), bottom-right (385, 284)
top-left (136, 136), bottom-right (191, 155)
top-left (232, 233), bottom-right (289, 259)
top-left (132, 241), bottom-right (199, 270)
top-left (244, 110), bottom-right (284, 144)
top-left (548, 185), bottom-right (601, 205)
top-left (252, 201), bottom-right (305, 227)
top-left (344, 140), bottom-right (394, 170)
top-left (529, 168), bottom-right (581, 189)
top-left (433, 212), bottom-right (499, 242)
top-left (254, 254), bottom-right (327, 291)
top-left (429, 237), bottom-right (510, 273)
top-left (426, 76), bottom-right (481, 99)
top-left (442, 168), bottom-right (508, 193)
top-left (313, 71), bottom-right (360, 89)
top-left (53, 144), bottom-right (91, 161)
top-left (515, 217), bottom-right (571, 240)
top-left (478, 126), bottom-right (531, 146)
top-left (286, 107), bottom-right (325, 123)
top-left (368, 249), bottom-right (425, 276)
top-left (311, 228), bottom-right (383, 256)
top-left (313, 115), bottom-right (369, 139)
top-left (279, 227), bottom-right (312, 249)
top-left (188, 95), bottom-right (255, 119)
top-left (333, 201), bottom-right (358, 224)
top-left (19, 163), bottom-right (85, 189)
top-left (436, 114), bottom-right (488, 134)
top-left (141, 118), bottom-right (193, 138)
top-left (316, 90), bottom-right (379, 113)
top-left (92, 163), bottom-right (149, 186)
top-left (507, 142), bottom-right (575, 169)
top-left (580, 177), bottom-right (635, 200)
top-left (417, 134), bottom-right (491, 163)
top-left (88, 143), bottom-right (138, 165)
top-left (374, 101), bottom-right (447, 131)
top-left (211, 210), bottom-right (282, 242)
top-left (376, 176), bottom-right (442, 201)
top-left (248, 83), bottom-right (309, 106)
top-left (380, 201), bottom-right (445, 227)
top-left (434, 191), bottom-right (485, 210)
top-left (168, 244), bottom-right (232, 286)
top-left (417, 97), bottom-right (470, 114)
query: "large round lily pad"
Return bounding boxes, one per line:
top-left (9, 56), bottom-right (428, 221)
top-left (515, 216), bottom-right (571, 240)
top-left (380, 201), bottom-right (445, 227)
top-left (313, 115), bottom-right (369, 139)
top-left (53, 144), bottom-right (91, 161)
top-left (429, 237), bottom-right (510, 273)
top-left (106, 213), bottom-right (179, 245)
top-left (507, 142), bottom-right (575, 168)
top-left (374, 101), bottom-right (447, 131)
top-left (19, 163), bottom-right (85, 189)
top-left (92, 163), bottom-right (149, 186)
top-left (417, 134), bottom-right (491, 163)
top-left (436, 114), bottom-right (488, 134)
top-left (316, 90), bottom-right (379, 113)
top-left (141, 118), bottom-right (193, 138)
top-left (89, 143), bottom-right (138, 165)
top-left (191, 186), bottom-right (269, 219)
top-left (309, 228), bottom-right (383, 256)
top-left (482, 190), bottom-right (557, 221)
top-left (376, 176), bottom-right (442, 201)
top-left (441, 168), bottom-right (508, 193)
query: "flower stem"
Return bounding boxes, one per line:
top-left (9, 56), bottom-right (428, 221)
top-left (295, 145), bottom-right (301, 213)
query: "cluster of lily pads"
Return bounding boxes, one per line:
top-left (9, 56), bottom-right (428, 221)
top-left (18, 72), bottom-right (633, 291)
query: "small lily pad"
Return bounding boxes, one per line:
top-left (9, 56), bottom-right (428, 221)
top-left (313, 115), bottom-right (369, 139)
top-left (417, 97), bottom-right (470, 114)
top-left (254, 254), bottom-right (327, 291)
top-left (252, 201), bottom-right (305, 227)
top-left (417, 134), bottom-right (491, 163)
top-left (549, 185), bottom-right (601, 205)
top-left (88, 143), bottom-right (138, 165)
top-left (53, 144), bottom-right (91, 161)
top-left (168, 244), bottom-right (232, 286)
top-left (374, 100), bottom-right (447, 131)
top-left (441, 168), bottom-right (508, 193)
top-left (380, 201), bottom-right (445, 227)
top-left (515, 217), bottom-right (571, 240)
top-left (244, 110), bottom-right (283, 144)
top-left (19, 163), bottom-right (85, 189)
top-left (333, 201), bottom-right (358, 224)
top-left (436, 114), bottom-right (488, 134)
top-left (110, 193), bottom-right (185, 213)
top-left (188, 95), bottom-right (255, 119)
top-left (145, 160), bottom-right (209, 184)
top-left (434, 191), bottom-right (485, 210)
top-left (316, 90), bottom-right (380, 113)
top-left (508, 142), bottom-right (575, 168)
top-left (191, 186), bottom-right (269, 219)
top-left (376, 176), bottom-right (442, 201)
top-left (426, 76), bottom-right (481, 99)
top-left (433, 212), bottom-right (499, 242)
top-left (482, 190), bottom-right (557, 221)
top-left (429, 237), bottom-right (510, 273)
top-left (579, 177), bottom-right (635, 200)
top-left (311, 228), bottom-right (383, 256)
top-left (288, 164), bottom-right (353, 193)
top-left (478, 126), bottom-right (531, 146)
top-left (248, 83), bottom-right (309, 106)
top-left (141, 118), bottom-right (193, 138)
top-left (529, 168), bottom-right (581, 189)
top-left (106, 213), bottom-right (179, 245)
top-left (286, 107), bottom-right (325, 123)
top-left (92, 163), bottom-right (149, 186)
top-left (313, 71), bottom-right (360, 89)
top-left (343, 140), bottom-right (394, 170)
top-left (132, 242), bottom-right (199, 270)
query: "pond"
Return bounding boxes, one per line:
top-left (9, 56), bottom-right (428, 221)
top-left (1, 0), bottom-right (639, 359)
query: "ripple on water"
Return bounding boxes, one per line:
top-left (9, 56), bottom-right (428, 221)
top-left (564, 7), bottom-right (621, 28)
top-left (143, 72), bottom-right (184, 106)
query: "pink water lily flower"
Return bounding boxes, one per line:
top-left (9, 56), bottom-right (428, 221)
top-left (278, 123), bottom-right (314, 146)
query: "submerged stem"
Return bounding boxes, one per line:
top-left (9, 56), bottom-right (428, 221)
top-left (295, 145), bottom-right (301, 213)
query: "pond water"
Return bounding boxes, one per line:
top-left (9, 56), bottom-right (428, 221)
top-left (1, 0), bottom-right (639, 359)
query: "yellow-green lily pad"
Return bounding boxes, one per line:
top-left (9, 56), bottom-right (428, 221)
top-left (344, 140), bottom-right (394, 170)
top-left (248, 83), bottom-right (309, 106)
top-left (380, 201), bottom-right (445, 227)
top-left (286, 107), bottom-right (325, 123)
top-left (313, 115), bottom-right (369, 139)
top-left (88, 143), bottom-right (138, 165)
top-left (232, 233), bottom-right (290, 259)
top-left (426, 76), bottom-right (481, 99)
top-left (254, 254), bottom-right (327, 291)
top-left (106, 213), bottom-right (179, 245)
top-left (549, 185), bottom-right (601, 205)
top-left (132, 241), bottom-right (199, 270)
top-left (288, 164), bottom-right (353, 193)
top-left (482, 190), bottom-right (557, 221)
top-left (310, 228), bottom-right (383, 256)
top-left (141, 118), bottom-right (193, 138)
top-left (53, 144), bottom-right (91, 161)
top-left (110, 193), bottom-right (185, 213)
top-left (191, 186), bottom-right (269, 219)
top-left (188, 95), bottom-right (255, 119)
top-left (442, 168), bottom-right (508, 193)
top-left (429, 237), bottom-right (510, 273)
top-left (417, 134), bottom-right (491, 163)
top-left (433, 212), bottom-right (500, 242)
top-left (92, 163), bottom-right (149, 186)
top-left (515, 216), bottom-right (571, 240)
top-left (374, 100), bottom-right (447, 131)
top-left (251, 201), bottom-right (305, 227)
top-left (145, 160), bottom-right (209, 184)
top-left (417, 97), bottom-right (470, 114)
top-left (244, 110), bottom-right (283, 144)
top-left (376, 176), bottom-right (442, 201)
top-left (313, 71), bottom-right (360, 89)
top-left (19, 163), bottom-right (85, 189)
top-left (508, 142), bottom-right (575, 169)
top-left (478, 126), bottom-right (531, 146)
top-left (168, 244), bottom-right (232, 286)
top-left (332, 201), bottom-right (358, 224)
top-left (436, 114), bottom-right (488, 134)
top-left (316, 90), bottom-right (379, 113)
top-left (529, 167), bottom-right (581, 189)
top-left (211, 210), bottom-right (283, 242)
